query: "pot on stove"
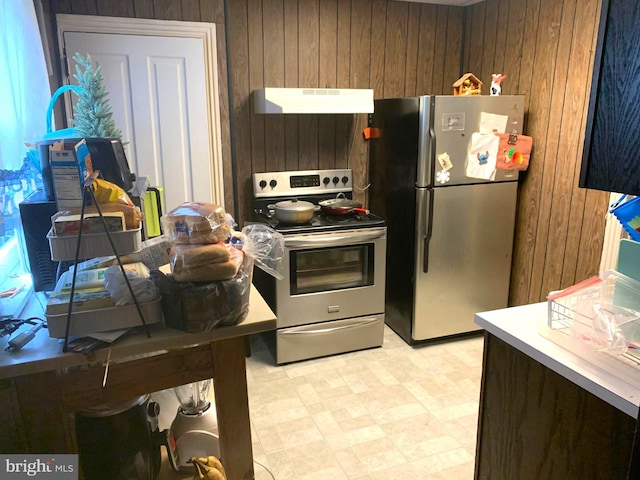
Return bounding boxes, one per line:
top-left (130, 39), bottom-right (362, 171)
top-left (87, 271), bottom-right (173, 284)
top-left (268, 199), bottom-right (319, 224)
top-left (318, 193), bottom-right (370, 216)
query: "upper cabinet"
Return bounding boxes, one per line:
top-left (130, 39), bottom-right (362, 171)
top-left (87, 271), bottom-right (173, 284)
top-left (580, 0), bottom-right (640, 195)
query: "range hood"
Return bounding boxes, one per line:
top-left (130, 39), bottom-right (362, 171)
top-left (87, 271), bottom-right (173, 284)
top-left (253, 88), bottom-right (374, 114)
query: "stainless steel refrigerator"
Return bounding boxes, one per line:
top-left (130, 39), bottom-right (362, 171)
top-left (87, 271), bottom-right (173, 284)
top-left (368, 95), bottom-right (525, 344)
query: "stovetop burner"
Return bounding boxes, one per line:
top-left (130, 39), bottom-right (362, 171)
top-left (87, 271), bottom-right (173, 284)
top-left (252, 168), bottom-right (386, 234)
top-left (253, 208), bottom-right (385, 234)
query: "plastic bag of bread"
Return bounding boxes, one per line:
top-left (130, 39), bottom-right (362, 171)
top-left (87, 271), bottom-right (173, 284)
top-left (171, 243), bottom-right (243, 282)
top-left (150, 253), bottom-right (253, 332)
top-left (162, 202), bottom-right (230, 245)
top-left (62, 202), bottom-right (143, 230)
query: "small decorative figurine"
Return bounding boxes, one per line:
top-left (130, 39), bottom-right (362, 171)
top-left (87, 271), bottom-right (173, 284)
top-left (477, 151), bottom-right (489, 165)
top-left (490, 74), bottom-right (507, 96)
top-left (453, 73), bottom-right (482, 96)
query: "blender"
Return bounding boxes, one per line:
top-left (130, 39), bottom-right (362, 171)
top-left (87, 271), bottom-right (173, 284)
top-left (170, 379), bottom-right (220, 470)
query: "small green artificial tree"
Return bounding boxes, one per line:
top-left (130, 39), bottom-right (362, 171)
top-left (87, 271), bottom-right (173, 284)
top-left (70, 53), bottom-right (123, 140)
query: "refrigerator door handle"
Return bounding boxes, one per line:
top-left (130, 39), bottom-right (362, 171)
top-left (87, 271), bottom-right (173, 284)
top-left (423, 189), bottom-right (433, 273)
top-left (423, 234), bottom-right (430, 273)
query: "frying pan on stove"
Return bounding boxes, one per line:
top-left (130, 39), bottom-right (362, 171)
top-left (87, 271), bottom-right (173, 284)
top-left (318, 193), bottom-right (370, 215)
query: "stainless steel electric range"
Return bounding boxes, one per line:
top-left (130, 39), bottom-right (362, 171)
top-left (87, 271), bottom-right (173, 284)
top-left (252, 169), bottom-right (387, 364)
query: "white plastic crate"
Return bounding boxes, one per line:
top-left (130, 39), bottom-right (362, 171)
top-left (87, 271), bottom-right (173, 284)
top-left (47, 227), bottom-right (142, 261)
top-left (539, 270), bottom-right (640, 388)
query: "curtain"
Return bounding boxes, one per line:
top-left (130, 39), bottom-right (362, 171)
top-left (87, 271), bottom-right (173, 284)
top-left (0, 0), bottom-right (50, 171)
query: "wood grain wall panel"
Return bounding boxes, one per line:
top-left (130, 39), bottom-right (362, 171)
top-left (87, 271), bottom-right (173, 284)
top-left (70, 0), bottom-right (97, 15)
top-left (443, 8), bottom-right (464, 91)
top-left (370, 0), bottom-right (387, 98)
top-left (416, 4), bottom-right (438, 95)
top-left (95, 0), bottom-right (134, 17)
top-left (148, 0), bottom-right (179, 20)
top-left (501, 0), bottom-right (527, 95)
top-left (263, 0), bottom-right (286, 172)
top-left (248, 0), bottom-right (266, 177)
top-left (226, 0), bottom-right (254, 220)
top-left (404, 4), bottom-right (422, 97)
top-left (283, 0), bottom-right (299, 171)
top-left (319, 0), bottom-right (338, 168)
top-left (382, 1), bottom-right (408, 98)
top-left (492, 0), bottom-right (509, 76)
top-left (480, 0), bottom-right (498, 87)
top-left (430, 6), bottom-right (448, 94)
top-left (465, 2), bottom-right (486, 79)
top-left (536, 0), bottom-right (578, 300)
top-left (336, 1), bottom-right (351, 169)
top-left (298, 0), bottom-right (320, 171)
top-left (200, 0), bottom-right (225, 24)
top-left (133, 0), bottom-right (154, 18)
top-left (181, 0), bottom-right (201, 21)
top-left (576, 189), bottom-right (608, 282)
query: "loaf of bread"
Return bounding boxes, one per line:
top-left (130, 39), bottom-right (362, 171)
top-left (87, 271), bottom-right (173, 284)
top-left (172, 245), bottom-right (243, 282)
top-left (172, 244), bottom-right (231, 271)
top-left (162, 202), bottom-right (230, 244)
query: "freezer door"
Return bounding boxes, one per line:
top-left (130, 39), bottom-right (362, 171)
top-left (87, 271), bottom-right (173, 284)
top-left (413, 182), bottom-right (518, 341)
top-left (432, 95), bottom-right (525, 186)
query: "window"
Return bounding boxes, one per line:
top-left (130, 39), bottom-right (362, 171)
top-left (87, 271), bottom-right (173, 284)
top-left (0, 1), bottom-right (51, 314)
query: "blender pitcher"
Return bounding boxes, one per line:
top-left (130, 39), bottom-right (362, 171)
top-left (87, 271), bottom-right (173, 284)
top-left (170, 379), bottom-right (220, 470)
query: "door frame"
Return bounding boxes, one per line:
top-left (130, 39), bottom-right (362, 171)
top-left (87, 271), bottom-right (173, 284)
top-left (55, 14), bottom-right (224, 205)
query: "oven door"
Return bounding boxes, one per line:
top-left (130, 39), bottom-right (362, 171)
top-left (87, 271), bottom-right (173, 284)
top-left (275, 227), bottom-right (386, 328)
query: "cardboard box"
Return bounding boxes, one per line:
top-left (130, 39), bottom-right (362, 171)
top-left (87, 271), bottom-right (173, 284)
top-left (53, 212), bottom-right (125, 236)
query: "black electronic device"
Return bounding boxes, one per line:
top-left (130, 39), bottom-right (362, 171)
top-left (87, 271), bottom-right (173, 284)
top-left (38, 137), bottom-right (135, 202)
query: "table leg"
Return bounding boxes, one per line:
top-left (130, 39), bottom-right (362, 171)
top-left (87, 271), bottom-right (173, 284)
top-left (211, 336), bottom-right (254, 480)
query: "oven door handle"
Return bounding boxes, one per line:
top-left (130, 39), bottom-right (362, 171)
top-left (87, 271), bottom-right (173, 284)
top-left (285, 229), bottom-right (386, 248)
top-left (281, 317), bottom-right (379, 335)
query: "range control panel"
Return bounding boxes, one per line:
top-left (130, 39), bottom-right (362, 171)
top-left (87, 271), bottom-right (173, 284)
top-left (253, 169), bottom-right (353, 198)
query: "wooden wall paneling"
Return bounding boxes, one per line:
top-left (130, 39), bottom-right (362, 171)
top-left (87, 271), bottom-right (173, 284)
top-left (369, 0), bottom-right (387, 98)
top-left (283, 0), bottom-right (299, 171)
top-left (69, 0), bottom-right (97, 15)
top-left (524, 0), bottom-right (566, 304)
top-left (480, 0), bottom-right (499, 88)
top-left (96, 0), bottom-right (134, 17)
top-left (575, 189), bottom-right (608, 282)
top-left (133, 0), bottom-right (155, 18)
top-left (336, 0), bottom-right (351, 169)
top-left (507, 0), bottom-right (542, 306)
top-left (226, 0), bottom-right (253, 223)
top-left (492, 0), bottom-right (510, 78)
top-left (298, 0), bottom-right (320, 171)
top-left (382, 1), bottom-right (408, 98)
top-left (55, 0), bottom-right (73, 14)
top-left (181, 0), bottom-right (201, 22)
top-left (501, 0), bottom-right (527, 95)
top-left (541, 0), bottom-right (601, 295)
top-left (200, 0), bottom-right (225, 24)
top-left (465, 2), bottom-right (486, 80)
top-left (263, 0), bottom-right (286, 173)
top-left (562, 0), bottom-right (603, 287)
top-left (319, 0), bottom-right (338, 168)
top-left (415, 4), bottom-right (438, 95)
top-left (145, 0), bottom-right (178, 20)
top-left (431, 6), bottom-right (448, 94)
top-left (248, 0), bottom-right (266, 178)
top-left (536, 0), bottom-right (579, 299)
top-left (404, 3), bottom-right (422, 97)
top-left (443, 7), bottom-right (464, 90)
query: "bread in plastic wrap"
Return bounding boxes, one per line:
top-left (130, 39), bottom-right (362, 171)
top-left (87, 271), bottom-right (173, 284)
top-left (60, 202), bottom-right (143, 230)
top-left (162, 202), bottom-right (230, 244)
top-left (170, 242), bottom-right (243, 282)
top-left (151, 252), bottom-right (253, 332)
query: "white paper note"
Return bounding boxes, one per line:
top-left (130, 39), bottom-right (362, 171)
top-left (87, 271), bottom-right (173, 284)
top-left (479, 112), bottom-right (508, 134)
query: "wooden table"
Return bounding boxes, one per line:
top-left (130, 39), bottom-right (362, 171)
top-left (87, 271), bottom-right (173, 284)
top-left (0, 285), bottom-right (276, 480)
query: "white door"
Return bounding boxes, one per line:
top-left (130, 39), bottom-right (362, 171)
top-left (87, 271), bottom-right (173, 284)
top-left (57, 16), bottom-right (224, 211)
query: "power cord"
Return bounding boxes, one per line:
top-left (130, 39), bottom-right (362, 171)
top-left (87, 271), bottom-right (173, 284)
top-left (2, 316), bottom-right (46, 352)
top-left (253, 458), bottom-right (276, 480)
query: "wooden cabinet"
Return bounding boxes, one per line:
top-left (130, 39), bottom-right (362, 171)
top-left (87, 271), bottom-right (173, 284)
top-left (580, 0), bottom-right (640, 195)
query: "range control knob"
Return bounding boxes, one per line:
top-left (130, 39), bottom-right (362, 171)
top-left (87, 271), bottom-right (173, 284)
top-left (332, 176), bottom-right (339, 185)
top-left (259, 180), bottom-right (267, 189)
top-left (323, 177), bottom-right (330, 186)
top-left (269, 179), bottom-right (277, 189)
top-left (342, 176), bottom-right (349, 184)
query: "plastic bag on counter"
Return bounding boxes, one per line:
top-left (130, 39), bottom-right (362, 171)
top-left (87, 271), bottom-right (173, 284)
top-left (150, 253), bottom-right (253, 332)
top-left (161, 202), bottom-right (231, 245)
top-left (170, 242), bottom-right (243, 282)
top-left (104, 263), bottom-right (160, 306)
top-left (241, 223), bottom-right (285, 280)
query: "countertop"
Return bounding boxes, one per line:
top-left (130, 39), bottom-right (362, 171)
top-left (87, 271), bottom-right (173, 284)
top-left (474, 302), bottom-right (640, 418)
top-left (0, 284), bottom-right (276, 380)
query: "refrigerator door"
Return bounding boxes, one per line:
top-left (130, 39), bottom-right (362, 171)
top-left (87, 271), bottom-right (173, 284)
top-left (413, 181), bottom-right (518, 341)
top-left (431, 95), bottom-right (525, 186)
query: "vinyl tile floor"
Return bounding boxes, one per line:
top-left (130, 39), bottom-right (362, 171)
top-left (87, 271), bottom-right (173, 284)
top-left (246, 327), bottom-right (485, 480)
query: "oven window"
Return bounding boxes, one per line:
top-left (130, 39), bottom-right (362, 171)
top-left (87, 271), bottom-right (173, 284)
top-left (290, 243), bottom-right (375, 295)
